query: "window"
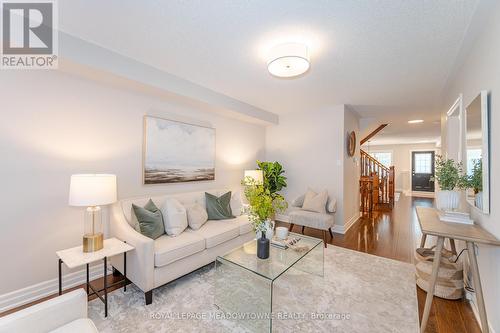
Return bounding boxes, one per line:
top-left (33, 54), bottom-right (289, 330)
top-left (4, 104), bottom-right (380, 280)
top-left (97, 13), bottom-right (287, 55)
top-left (369, 152), bottom-right (392, 167)
top-left (466, 149), bottom-right (482, 176)
top-left (414, 153), bottom-right (433, 174)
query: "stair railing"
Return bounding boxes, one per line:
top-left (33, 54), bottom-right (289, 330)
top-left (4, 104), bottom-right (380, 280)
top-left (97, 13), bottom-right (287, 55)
top-left (360, 149), bottom-right (395, 208)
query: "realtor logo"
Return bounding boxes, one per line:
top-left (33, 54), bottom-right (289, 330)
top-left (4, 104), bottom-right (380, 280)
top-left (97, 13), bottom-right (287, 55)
top-left (1, 0), bottom-right (58, 69)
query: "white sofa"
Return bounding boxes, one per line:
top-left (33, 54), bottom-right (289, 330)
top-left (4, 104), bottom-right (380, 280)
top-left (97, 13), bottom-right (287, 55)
top-left (0, 289), bottom-right (97, 333)
top-left (109, 189), bottom-right (254, 305)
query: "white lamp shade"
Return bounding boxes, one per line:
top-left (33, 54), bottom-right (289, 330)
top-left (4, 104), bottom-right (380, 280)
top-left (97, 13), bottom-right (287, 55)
top-left (69, 174), bottom-right (117, 206)
top-left (267, 43), bottom-right (310, 78)
top-left (244, 170), bottom-right (264, 185)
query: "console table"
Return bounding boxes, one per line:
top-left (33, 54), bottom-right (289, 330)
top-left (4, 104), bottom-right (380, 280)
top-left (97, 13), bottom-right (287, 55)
top-left (56, 238), bottom-right (134, 317)
top-left (416, 207), bottom-right (500, 333)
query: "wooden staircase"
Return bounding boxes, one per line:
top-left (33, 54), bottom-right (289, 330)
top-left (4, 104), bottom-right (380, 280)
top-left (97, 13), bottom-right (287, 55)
top-left (359, 123), bottom-right (395, 213)
top-left (360, 149), bottom-right (395, 210)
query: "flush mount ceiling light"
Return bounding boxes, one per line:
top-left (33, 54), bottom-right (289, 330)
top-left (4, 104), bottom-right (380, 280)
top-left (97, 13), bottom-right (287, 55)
top-left (267, 42), bottom-right (310, 78)
top-left (408, 119), bottom-right (424, 124)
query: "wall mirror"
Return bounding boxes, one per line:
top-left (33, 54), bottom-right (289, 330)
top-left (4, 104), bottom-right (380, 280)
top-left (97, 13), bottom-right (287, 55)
top-left (465, 91), bottom-right (489, 214)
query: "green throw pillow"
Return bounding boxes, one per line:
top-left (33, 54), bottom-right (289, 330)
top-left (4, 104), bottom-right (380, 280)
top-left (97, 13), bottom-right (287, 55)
top-left (132, 199), bottom-right (165, 240)
top-left (205, 192), bottom-right (234, 220)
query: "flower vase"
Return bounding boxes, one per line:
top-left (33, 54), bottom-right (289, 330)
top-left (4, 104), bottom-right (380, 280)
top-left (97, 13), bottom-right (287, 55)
top-left (436, 190), bottom-right (460, 211)
top-left (475, 192), bottom-right (483, 210)
top-left (257, 234), bottom-right (270, 259)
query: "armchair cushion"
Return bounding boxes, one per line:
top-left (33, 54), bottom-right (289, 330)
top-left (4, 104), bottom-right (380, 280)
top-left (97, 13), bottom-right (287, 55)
top-left (289, 210), bottom-right (334, 230)
top-left (302, 189), bottom-right (328, 214)
top-left (292, 192), bottom-right (337, 213)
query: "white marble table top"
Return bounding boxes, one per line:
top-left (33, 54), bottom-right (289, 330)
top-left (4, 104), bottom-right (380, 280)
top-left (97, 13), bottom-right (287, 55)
top-left (56, 238), bottom-right (134, 269)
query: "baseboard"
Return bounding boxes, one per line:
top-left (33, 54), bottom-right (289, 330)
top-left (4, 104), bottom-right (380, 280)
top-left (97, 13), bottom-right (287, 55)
top-left (465, 290), bottom-right (496, 333)
top-left (0, 264), bottom-right (106, 313)
top-left (333, 212), bottom-right (361, 234)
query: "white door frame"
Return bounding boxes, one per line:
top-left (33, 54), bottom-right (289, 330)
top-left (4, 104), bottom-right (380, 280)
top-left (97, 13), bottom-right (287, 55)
top-left (409, 149), bottom-right (439, 198)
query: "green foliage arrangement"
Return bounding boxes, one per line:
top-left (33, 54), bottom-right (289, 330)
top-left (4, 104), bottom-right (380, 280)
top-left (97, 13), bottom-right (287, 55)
top-left (433, 156), bottom-right (468, 191)
top-left (257, 161), bottom-right (287, 197)
top-left (468, 159), bottom-right (483, 194)
top-left (242, 177), bottom-right (287, 232)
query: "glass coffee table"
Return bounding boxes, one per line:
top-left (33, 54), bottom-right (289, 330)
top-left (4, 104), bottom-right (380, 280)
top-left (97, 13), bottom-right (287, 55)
top-left (214, 233), bottom-right (324, 332)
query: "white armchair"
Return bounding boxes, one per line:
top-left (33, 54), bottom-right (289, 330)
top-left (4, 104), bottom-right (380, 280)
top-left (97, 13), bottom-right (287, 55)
top-left (0, 289), bottom-right (97, 333)
top-left (288, 192), bottom-right (337, 247)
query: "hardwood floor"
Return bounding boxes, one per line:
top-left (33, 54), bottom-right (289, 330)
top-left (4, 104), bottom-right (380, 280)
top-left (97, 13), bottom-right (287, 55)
top-left (2, 194), bottom-right (481, 333)
top-left (277, 194), bottom-right (481, 333)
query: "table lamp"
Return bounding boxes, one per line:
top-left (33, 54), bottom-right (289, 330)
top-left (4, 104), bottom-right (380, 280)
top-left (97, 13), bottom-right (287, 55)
top-left (69, 174), bottom-right (117, 252)
top-left (244, 170), bottom-right (263, 185)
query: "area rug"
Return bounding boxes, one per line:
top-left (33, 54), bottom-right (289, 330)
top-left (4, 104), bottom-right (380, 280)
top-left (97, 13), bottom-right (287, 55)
top-left (89, 245), bottom-right (419, 332)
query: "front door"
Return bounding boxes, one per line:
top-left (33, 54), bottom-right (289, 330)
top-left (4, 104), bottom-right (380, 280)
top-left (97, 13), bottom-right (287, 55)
top-left (412, 151), bottom-right (435, 192)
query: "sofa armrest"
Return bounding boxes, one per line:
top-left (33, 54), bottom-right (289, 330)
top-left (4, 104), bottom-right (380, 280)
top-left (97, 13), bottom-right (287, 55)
top-left (327, 197), bottom-right (337, 213)
top-left (291, 194), bottom-right (305, 208)
top-left (0, 289), bottom-right (87, 333)
top-left (109, 203), bottom-right (155, 292)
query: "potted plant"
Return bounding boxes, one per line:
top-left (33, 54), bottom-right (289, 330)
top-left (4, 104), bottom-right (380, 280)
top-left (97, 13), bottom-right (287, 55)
top-left (256, 160), bottom-right (287, 198)
top-left (243, 177), bottom-right (287, 259)
top-left (468, 159), bottom-right (483, 210)
top-left (433, 156), bottom-right (467, 211)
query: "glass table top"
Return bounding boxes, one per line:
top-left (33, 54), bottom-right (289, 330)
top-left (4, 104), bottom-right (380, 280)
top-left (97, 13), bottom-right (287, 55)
top-left (216, 232), bottom-right (323, 281)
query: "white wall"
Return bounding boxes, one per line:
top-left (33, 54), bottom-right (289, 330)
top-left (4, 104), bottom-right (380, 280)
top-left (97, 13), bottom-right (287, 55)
top-left (266, 105), bottom-right (360, 231)
top-left (343, 107), bottom-right (361, 230)
top-left (441, 1), bottom-right (500, 331)
top-left (0, 70), bottom-right (266, 297)
top-left (363, 143), bottom-right (439, 194)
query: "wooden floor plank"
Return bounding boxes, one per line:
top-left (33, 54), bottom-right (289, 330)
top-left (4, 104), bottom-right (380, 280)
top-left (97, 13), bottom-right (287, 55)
top-left (280, 194), bottom-right (481, 333)
top-left (1, 194), bottom-right (482, 333)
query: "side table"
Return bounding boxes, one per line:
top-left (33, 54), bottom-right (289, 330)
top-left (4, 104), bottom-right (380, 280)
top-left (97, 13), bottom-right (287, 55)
top-left (416, 207), bottom-right (500, 333)
top-left (56, 238), bottom-right (134, 317)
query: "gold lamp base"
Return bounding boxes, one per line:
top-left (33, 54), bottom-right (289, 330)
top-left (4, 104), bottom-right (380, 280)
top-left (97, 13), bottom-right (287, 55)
top-left (83, 233), bottom-right (103, 252)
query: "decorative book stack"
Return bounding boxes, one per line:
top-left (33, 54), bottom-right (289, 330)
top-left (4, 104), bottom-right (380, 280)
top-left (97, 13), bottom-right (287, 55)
top-left (271, 237), bottom-right (309, 251)
top-left (438, 211), bottom-right (474, 225)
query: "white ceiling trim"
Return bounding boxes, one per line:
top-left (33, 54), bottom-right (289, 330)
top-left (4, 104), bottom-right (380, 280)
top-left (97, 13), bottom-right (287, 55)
top-left (59, 32), bottom-right (279, 125)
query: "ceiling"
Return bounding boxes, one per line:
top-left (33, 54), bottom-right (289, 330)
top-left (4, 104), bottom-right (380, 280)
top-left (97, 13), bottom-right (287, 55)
top-left (58, 0), bottom-right (479, 144)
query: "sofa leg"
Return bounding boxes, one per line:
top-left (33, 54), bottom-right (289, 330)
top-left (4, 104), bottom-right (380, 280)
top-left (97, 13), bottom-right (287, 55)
top-left (301, 226), bottom-right (305, 234)
top-left (328, 228), bottom-right (334, 239)
top-left (145, 290), bottom-right (153, 305)
top-left (112, 267), bottom-right (121, 277)
top-left (323, 230), bottom-right (327, 248)
top-left (288, 223), bottom-right (294, 232)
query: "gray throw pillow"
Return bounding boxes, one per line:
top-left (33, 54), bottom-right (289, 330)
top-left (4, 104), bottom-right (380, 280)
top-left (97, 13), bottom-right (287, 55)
top-left (132, 199), bottom-right (165, 240)
top-left (205, 192), bottom-right (235, 220)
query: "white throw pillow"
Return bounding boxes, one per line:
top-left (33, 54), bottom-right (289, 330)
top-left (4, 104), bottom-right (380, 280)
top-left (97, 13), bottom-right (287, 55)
top-left (302, 189), bottom-right (328, 214)
top-left (185, 203), bottom-right (208, 230)
top-left (161, 198), bottom-right (188, 236)
top-left (230, 191), bottom-right (243, 216)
